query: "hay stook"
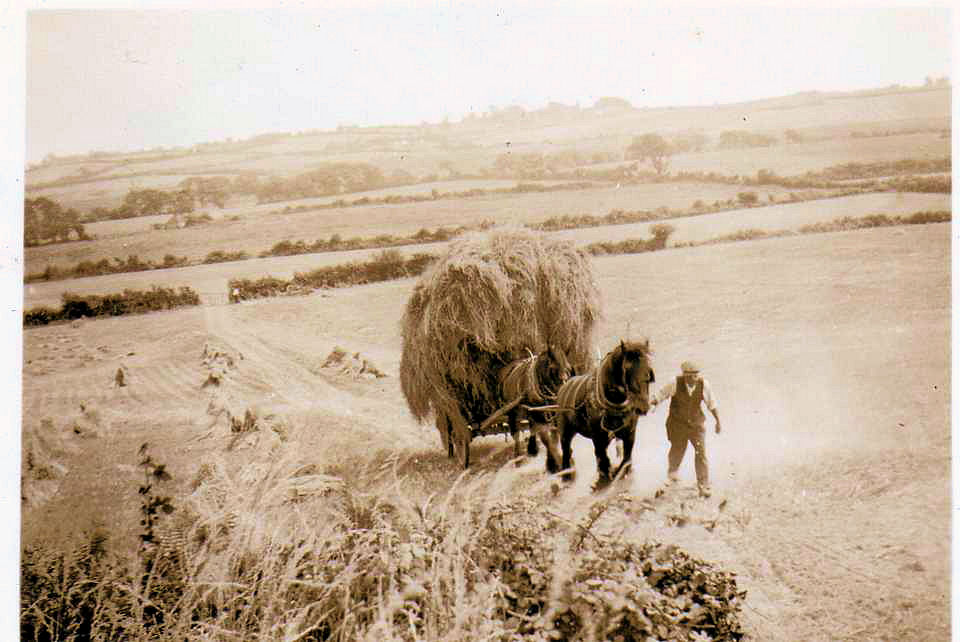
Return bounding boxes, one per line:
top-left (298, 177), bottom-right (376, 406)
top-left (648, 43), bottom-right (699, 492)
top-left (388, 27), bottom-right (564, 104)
top-left (400, 226), bottom-right (601, 465)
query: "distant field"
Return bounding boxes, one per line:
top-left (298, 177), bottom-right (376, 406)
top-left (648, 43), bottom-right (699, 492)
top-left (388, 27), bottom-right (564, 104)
top-left (25, 86), bottom-right (948, 213)
top-left (23, 244), bottom-right (436, 309)
top-left (668, 131), bottom-right (949, 177)
top-left (22, 192), bottom-right (949, 310)
top-left (26, 181), bottom-right (830, 273)
top-left (26, 174), bottom-right (197, 212)
top-left (551, 192), bottom-right (951, 246)
top-left (579, 131), bottom-right (949, 178)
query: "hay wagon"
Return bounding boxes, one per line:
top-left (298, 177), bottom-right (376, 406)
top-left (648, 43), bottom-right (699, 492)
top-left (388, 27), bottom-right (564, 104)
top-left (399, 227), bottom-right (600, 468)
top-left (433, 386), bottom-right (555, 468)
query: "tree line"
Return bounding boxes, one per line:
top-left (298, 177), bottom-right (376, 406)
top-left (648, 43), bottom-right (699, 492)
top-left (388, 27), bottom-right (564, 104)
top-left (625, 129), bottom-right (802, 175)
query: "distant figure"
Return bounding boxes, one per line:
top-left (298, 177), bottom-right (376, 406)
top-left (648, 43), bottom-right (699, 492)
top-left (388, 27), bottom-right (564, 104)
top-left (650, 361), bottom-right (722, 498)
top-left (115, 367), bottom-right (126, 388)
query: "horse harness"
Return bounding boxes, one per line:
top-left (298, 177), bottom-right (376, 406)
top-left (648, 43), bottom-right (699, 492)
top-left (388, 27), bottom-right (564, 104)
top-left (557, 352), bottom-right (640, 440)
top-left (500, 353), bottom-right (549, 404)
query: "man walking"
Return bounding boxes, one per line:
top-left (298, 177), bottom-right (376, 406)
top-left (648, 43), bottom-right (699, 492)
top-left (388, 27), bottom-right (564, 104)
top-left (650, 361), bottom-right (721, 497)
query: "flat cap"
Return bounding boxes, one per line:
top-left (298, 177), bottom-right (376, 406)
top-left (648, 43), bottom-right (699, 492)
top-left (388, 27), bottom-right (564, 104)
top-left (681, 361), bottom-right (700, 373)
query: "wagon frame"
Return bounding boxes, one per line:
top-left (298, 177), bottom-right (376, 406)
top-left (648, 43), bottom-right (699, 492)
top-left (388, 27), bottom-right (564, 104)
top-left (437, 396), bottom-right (560, 468)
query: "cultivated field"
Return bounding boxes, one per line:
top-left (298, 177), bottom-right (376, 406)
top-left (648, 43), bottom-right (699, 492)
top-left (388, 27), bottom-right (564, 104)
top-left (23, 191), bottom-right (950, 310)
top-left (26, 181), bottom-right (833, 274)
top-left (21, 223), bottom-right (950, 639)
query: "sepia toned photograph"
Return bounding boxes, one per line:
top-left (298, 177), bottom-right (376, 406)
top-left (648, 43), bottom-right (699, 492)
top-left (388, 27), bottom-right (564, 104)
top-left (12, 3), bottom-right (952, 640)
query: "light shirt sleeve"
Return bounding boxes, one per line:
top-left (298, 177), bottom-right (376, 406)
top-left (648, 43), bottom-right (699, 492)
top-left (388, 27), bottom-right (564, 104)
top-left (655, 379), bottom-right (677, 404)
top-left (700, 378), bottom-right (717, 411)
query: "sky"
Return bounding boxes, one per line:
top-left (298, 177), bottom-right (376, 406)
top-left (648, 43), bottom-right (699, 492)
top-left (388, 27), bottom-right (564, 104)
top-left (22, 3), bottom-right (954, 164)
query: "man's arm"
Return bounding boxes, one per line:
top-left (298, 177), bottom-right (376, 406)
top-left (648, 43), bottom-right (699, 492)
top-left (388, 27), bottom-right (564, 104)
top-left (709, 406), bottom-right (721, 433)
top-left (702, 379), bottom-right (721, 433)
top-left (650, 380), bottom-right (677, 408)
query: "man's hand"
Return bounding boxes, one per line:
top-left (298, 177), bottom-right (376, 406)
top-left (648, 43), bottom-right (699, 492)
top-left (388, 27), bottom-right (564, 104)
top-left (715, 422), bottom-right (722, 434)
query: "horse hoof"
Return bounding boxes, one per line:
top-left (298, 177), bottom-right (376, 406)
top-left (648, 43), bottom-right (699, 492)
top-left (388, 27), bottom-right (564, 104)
top-left (592, 478), bottom-right (611, 492)
top-left (527, 437), bottom-right (539, 456)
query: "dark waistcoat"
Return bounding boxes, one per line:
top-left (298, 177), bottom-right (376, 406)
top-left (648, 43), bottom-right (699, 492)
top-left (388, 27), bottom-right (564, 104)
top-left (667, 376), bottom-right (705, 429)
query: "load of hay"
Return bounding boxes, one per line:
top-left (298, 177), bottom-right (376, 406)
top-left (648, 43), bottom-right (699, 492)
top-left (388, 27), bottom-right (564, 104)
top-left (400, 227), bottom-right (601, 450)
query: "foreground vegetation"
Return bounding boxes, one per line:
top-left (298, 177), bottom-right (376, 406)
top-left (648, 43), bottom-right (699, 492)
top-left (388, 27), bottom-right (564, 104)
top-left (21, 445), bottom-right (745, 640)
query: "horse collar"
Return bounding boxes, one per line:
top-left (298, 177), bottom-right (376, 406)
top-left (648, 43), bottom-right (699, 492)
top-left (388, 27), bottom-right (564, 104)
top-left (592, 353), bottom-right (632, 414)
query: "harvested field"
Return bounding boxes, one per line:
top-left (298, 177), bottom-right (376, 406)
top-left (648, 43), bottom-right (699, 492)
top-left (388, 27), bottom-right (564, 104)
top-left (23, 192), bottom-right (948, 310)
top-left (26, 180), bottom-right (831, 274)
top-left (551, 192), bottom-right (951, 246)
top-left (21, 223), bottom-right (950, 640)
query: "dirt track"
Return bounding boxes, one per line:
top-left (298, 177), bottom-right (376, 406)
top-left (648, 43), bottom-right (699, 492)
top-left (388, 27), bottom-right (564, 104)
top-left (21, 223), bottom-right (950, 640)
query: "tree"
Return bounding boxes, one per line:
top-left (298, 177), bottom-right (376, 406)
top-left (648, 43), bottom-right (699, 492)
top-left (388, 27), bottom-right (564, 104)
top-left (24, 197), bottom-right (86, 246)
top-left (626, 134), bottom-right (672, 175)
top-left (671, 131), bottom-right (710, 153)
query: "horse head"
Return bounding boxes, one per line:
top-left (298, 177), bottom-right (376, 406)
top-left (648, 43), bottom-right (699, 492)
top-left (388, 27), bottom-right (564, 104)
top-left (613, 338), bottom-right (655, 414)
top-left (537, 344), bottom-right (574, 399)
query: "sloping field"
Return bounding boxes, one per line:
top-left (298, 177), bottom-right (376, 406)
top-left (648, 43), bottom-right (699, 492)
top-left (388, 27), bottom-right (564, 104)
top-left (26, 174), bottom-right (199, 212)
top-left (26, 181), bottom-right (830, 273)
top-left (21, 223), bottom-right (950, 639)
top-left (668, 131), bottom-right (949, 177)
top-left (551, 192), bottom-right (951, 246)
top-left (23, 191), bottom-right (949, 310)
top-left (79, 179), bottom-right (578, 238)
top-left (22, 243), bottom-right (432, 309)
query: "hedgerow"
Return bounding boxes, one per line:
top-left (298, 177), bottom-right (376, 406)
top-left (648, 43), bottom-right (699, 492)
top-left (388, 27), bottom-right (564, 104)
top-left (229, 250), bottom-right (437, 301)
top-left (23, 286), bottom-right (201, 327)
top-left (25, 254), bottom-right (190, 283)
top-left (232, 209), bottom-right (949, 303)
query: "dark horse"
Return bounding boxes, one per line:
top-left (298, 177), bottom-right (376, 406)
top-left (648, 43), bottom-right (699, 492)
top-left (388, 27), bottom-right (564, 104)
top-left (498, 345), bottom-right (573, 472)
top-left (555, 339), bottom-right (654, 489)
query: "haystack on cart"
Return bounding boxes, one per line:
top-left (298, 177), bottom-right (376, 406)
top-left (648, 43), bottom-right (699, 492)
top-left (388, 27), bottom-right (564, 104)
top-left (399, 227), bottom-right (601, 468)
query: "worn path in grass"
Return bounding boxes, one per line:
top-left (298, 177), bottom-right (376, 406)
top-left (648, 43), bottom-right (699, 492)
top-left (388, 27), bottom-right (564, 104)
top-left (21, 223), bottom-right (950, 640)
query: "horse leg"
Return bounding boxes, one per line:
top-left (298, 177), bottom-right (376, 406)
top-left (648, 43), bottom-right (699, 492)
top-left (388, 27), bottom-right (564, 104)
top-left (526, 410), bottom-right (541, 456)
top-left (592, 430), bottom-right (613, 490)
top-left (527, 425), bottom-right (539, 456)
top-left (559, 413), bottom-right (576, 482)
top-left (449, 412), bottom-right (472, 469)
top-left (534, 422), bottom-right (562, 474)
top-left (437, 413), bottom-right (454, 459)
top-left (612, 426), bottom-right (636, 481)
top-left (507, 408), bottom-right (522, 459)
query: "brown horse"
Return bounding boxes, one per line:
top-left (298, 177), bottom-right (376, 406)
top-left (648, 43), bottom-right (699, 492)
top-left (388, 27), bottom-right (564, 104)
top-left (498, 345), bottom-right (573, 472)
top-left (555, 339), bottom-right (654, 489)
